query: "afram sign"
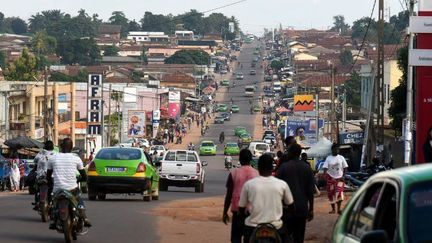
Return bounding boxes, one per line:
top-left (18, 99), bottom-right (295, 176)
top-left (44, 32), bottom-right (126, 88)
top-left (87, 74), bottom-right (103, 135)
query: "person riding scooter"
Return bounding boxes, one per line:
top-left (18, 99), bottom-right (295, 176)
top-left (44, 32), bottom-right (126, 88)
top-left (219, 132), bottom-right (225, 144)
top-left (224, 155), bottom-right (233, 169)
top-left (188, 142), bottom-right (195, 151)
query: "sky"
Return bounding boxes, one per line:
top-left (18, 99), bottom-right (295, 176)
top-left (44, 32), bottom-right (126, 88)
top-left (1, 0), bottom-right (407, 35)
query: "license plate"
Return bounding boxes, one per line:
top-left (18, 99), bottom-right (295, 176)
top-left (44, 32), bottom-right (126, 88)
top-left (106, 167), bottom-right (126, 172)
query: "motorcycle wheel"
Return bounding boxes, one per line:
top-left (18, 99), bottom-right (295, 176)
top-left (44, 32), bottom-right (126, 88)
top-left (40, 203), bottom-right (49, 222)
top-left (63, 217), bottom-right (73, 243)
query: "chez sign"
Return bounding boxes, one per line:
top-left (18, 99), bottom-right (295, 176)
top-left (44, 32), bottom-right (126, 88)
top-left (87, 74), bottom-right (103, 135)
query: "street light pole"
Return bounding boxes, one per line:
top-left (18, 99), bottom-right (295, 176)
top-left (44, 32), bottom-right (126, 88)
top-left (405, 0), bottom-right (415, 166)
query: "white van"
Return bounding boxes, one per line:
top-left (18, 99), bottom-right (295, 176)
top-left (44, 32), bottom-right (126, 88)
top-left (248, 142), bottom-right (271, 158)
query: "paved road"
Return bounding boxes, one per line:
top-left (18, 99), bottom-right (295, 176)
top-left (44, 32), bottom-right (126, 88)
top-left (0, 41), bottom-right (265, 243)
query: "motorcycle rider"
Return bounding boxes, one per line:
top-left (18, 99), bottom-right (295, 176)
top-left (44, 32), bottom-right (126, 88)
top-left (219, 132), bottom-right (225, 144)
top-left (239, 154), bottom-right (294, 243)
top-left (188, 142), bottom-right (195, 151)
top-left (224, 155), bottom-right (233, 169)
top-left (33, 140), bottom-right (56, 210)
top-left (47, 138), bottom-right (91, 229)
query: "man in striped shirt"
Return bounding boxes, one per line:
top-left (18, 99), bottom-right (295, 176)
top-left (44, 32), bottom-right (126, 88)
top-left (47, 138), bottom-right (91, 229)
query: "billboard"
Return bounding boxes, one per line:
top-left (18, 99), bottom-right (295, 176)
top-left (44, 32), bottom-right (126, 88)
top-left (285, 118), bottom-right (324, 143)
top-left (87, 74), bottom-right (103, 136)
top-left (169, 103), bottom-right (181, 120)
top-left (127, 110), bottom-right (146, 137)
top-left (294, 95), bottom-right (314, 112)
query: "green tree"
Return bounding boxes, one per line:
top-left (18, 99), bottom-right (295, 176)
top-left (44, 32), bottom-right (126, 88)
top-left (0, 51), bottom-right (6, 68)
top-left (344, 72), bottom-right (361, 107)
top-left (339, 50), bottom-right (353, 66)
top-left (0, 12), bottom-right (5, 33)
top-left (178, 9), bottom-right (204, 34)
top-left (388, 46), bottom-right (408, 133)
top-left (57, 38), bottom-right (100, 65)
top-left (29, 10), bottom-right (64, 33)
top-left (4, 48), bottom-right (39, 81)
top-left (109, 11), bottom-right (129, 38)
top-left (351, 17), bottom-right (378, 43)
top-left (140, 12), bottom-right (175, 33)
top-left (31, 31), bottom-right (57, 55)
top-left (128, 20), bottom-right (141, 32)
top-left (390, 10), bottom-right (409, 32)
top-left (7, 17), bottom-right (28, 34)
top-left (104, 45), bottom-right (120, 56)
top-left (330, 15), bottom-right (350, 35)
top-left (270, 60), bottom-right (284, 70)
top-left (165, 50), bottom-right (209, 65)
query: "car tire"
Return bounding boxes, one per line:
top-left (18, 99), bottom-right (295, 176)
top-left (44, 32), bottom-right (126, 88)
top-left (159, 181), bottom-right (168, 191)
top-left (143, 195), bottom-right (152, 201)
top-left (97, 193), bottom-right (106, 200)
top-left (195, 182), bottom-right (204, 193)
top-left (87, 188), bottom-right (97, 201)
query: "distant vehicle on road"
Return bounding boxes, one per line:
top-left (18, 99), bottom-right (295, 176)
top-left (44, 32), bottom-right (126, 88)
top-left (220, 69), bottom-right (228, 74)
top-left (235, 126), bottom-right (248, 137)
top-left (216, 104), bottom-right (228, 112)
top-left (214, 116), bottom-right (225, 124)
top-left (159, 150), bottom-right (207, 193)
top-left (220, 112), bottom-right (231, 121)
top-left (150, 145), bottom-right (166, 156)
top-left (236, 72), bottom-right (244, 80)
top-left (248, 142), bottom-right (271, 158)
top-left (244, 85), bottom-right (256, 97)
top-left (249, 70), bottom-right (256, 75)
top-left (264, 75), bottom-right (272, 81)
top-left (220, 79), bottom-right (230, 86)
top-left (273, 81), bottom-right (282, 93)
top-left (224, 143), bottom-right (240, 155)
top-left (118, 138), bottom-right (150, 148)
top-left (199, 141), bottom-right (217, 156)
top-left (231, 104), bottom-right (240, 113)
top-left (240, 133), bottom-right (252, 144)
top-left (87, 147), bottom-right (160, 201)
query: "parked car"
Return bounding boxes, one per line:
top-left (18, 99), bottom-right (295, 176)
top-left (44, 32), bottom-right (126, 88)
top-left (224, 143), bottom-right (240, 155)
top-left (87, 147), bottom-right (160, 201)
top-left (214, 116), bottom-right (225, 124)
top-left (158, 150), bottom-right (207, 193)
top-left (250, 70), bottom-right (256, 75)
top-left (199, 141), bottom-right (217, 156)
top-left (216, 104), bottom-right (228, 112)
top-left (220, 112), bottom-right (231, 121)
top-left (235, 126), bottom-right (248, 137)
top-left (332, 163), bottom-right (432, 243)
top-left (231, 105), bottom-right (240, 113)
top-left (248, 142), bottom-right (271, 158)
top-left (220, 69), bottom-right (228, 74)
top-left (118, 138), bottom-right (150, 148)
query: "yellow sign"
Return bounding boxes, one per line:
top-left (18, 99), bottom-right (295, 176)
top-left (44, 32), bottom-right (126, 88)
top-left (294, 95), bottom-right (314, 111)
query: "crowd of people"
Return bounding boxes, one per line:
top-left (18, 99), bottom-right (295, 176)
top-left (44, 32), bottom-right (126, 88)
top-left (223, 136), bottom-right (349, 243)
top-left (1, 151), bottom-right (29, 192)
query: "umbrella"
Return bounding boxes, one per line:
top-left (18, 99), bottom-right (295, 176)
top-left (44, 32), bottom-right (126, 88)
top-left (4, 136), bottom-right (44, 149)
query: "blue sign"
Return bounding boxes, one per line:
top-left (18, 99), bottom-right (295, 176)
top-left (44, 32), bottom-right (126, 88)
top-left (339, 132), bottom-right (364, 144)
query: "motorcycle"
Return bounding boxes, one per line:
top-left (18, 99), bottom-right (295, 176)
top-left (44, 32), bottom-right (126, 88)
top-left (51, 189), bottom-right (88, 243)
top-left (249, 223), bottom-right (282, 243)
top-left (36, 177), bottom-right (50, 222)
top-left (188, 144), bottom-right (195, 151)
top-left (224, 158), bottom-right (232, 170)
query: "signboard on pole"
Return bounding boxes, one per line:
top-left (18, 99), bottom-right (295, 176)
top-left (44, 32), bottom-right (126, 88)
top-left (339, 132), bottom-right (364, 145)
top-left (408, 49), bottom-right (432, 66)
top-left (293, 95), bottom-right (314, 112)
top-left (127, 110), bottom-right (146, 137)
top-left (409, 16), bottom-right (432, 33)
top-left (285, 118), bottom-right (324, 144)
top-left (87, 74), bottom-right (103, 156)
top-left (168, 91), bottom-right (181, 120)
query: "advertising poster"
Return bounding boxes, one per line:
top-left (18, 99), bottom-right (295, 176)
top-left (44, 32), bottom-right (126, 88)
top-left (169, 103), bottom-right (181, 120)
top-left (285, 118), bottom-right (324, 144)
top-left (128, 110), bottom-right (146, 137)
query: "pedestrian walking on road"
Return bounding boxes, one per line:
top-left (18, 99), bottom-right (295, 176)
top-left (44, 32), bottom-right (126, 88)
top-left (277, 144), bottom-right (315, 243)
top-left (9, 152), bottom-right (21, 192)
top-left (323, 144), bottom-right (348, 215)
top-left (223, 149), bottom-right (258, 243)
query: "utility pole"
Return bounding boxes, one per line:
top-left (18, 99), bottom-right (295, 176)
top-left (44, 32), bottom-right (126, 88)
top-left (108, 84), bottom-right (112, 146)
top-left (330, 63), bottom-right (337, 142)
top-left (315, 93), bottom-right (319, 141)
top-left (44, 68), bottom-right (49, 142)
top-left (404, 0), bottom-right (415, 166)
top-left (376, 0), bottom-right (385, 150)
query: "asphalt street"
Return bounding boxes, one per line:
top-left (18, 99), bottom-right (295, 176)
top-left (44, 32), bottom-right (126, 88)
top-left (0, 41), bottom-right (264, 243)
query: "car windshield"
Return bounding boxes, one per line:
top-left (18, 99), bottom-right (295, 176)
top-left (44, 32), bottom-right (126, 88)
top-left (165, 151), bottom-right (198, 162)
top-left (408, 181), bottom-right (432, 243)
top-left (152, 146), bottom-right (164, 151)
top-left (255, 144), bottom-right (268, 151)
top-left (96, 148), bottom-right (142, 160)
top-left (202, 142), bottom-right (214, 147)
top-left (216, 117), bottom-right (224, 119)
top-left (227, 143), bottom-right (237, 147)
top-left (241, 134), bottom-right (250, 138)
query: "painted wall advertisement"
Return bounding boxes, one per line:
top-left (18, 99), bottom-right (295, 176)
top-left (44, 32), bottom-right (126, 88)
top-left (127, 110), bottom-right (146, 137)
top-left (285, 118), bottom-right (324, 144)
top-left (168, 91), bottom-right (181, 120)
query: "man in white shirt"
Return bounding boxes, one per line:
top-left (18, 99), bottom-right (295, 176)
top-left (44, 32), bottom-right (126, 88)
top-left (32, 140), bottom-right (56, 210)
top-left (323, 144), bottom-right (349, 214)
top-left (239, 154), bottom-right (294, 243)
top-left (47, 138), bottom-right (91, 229)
